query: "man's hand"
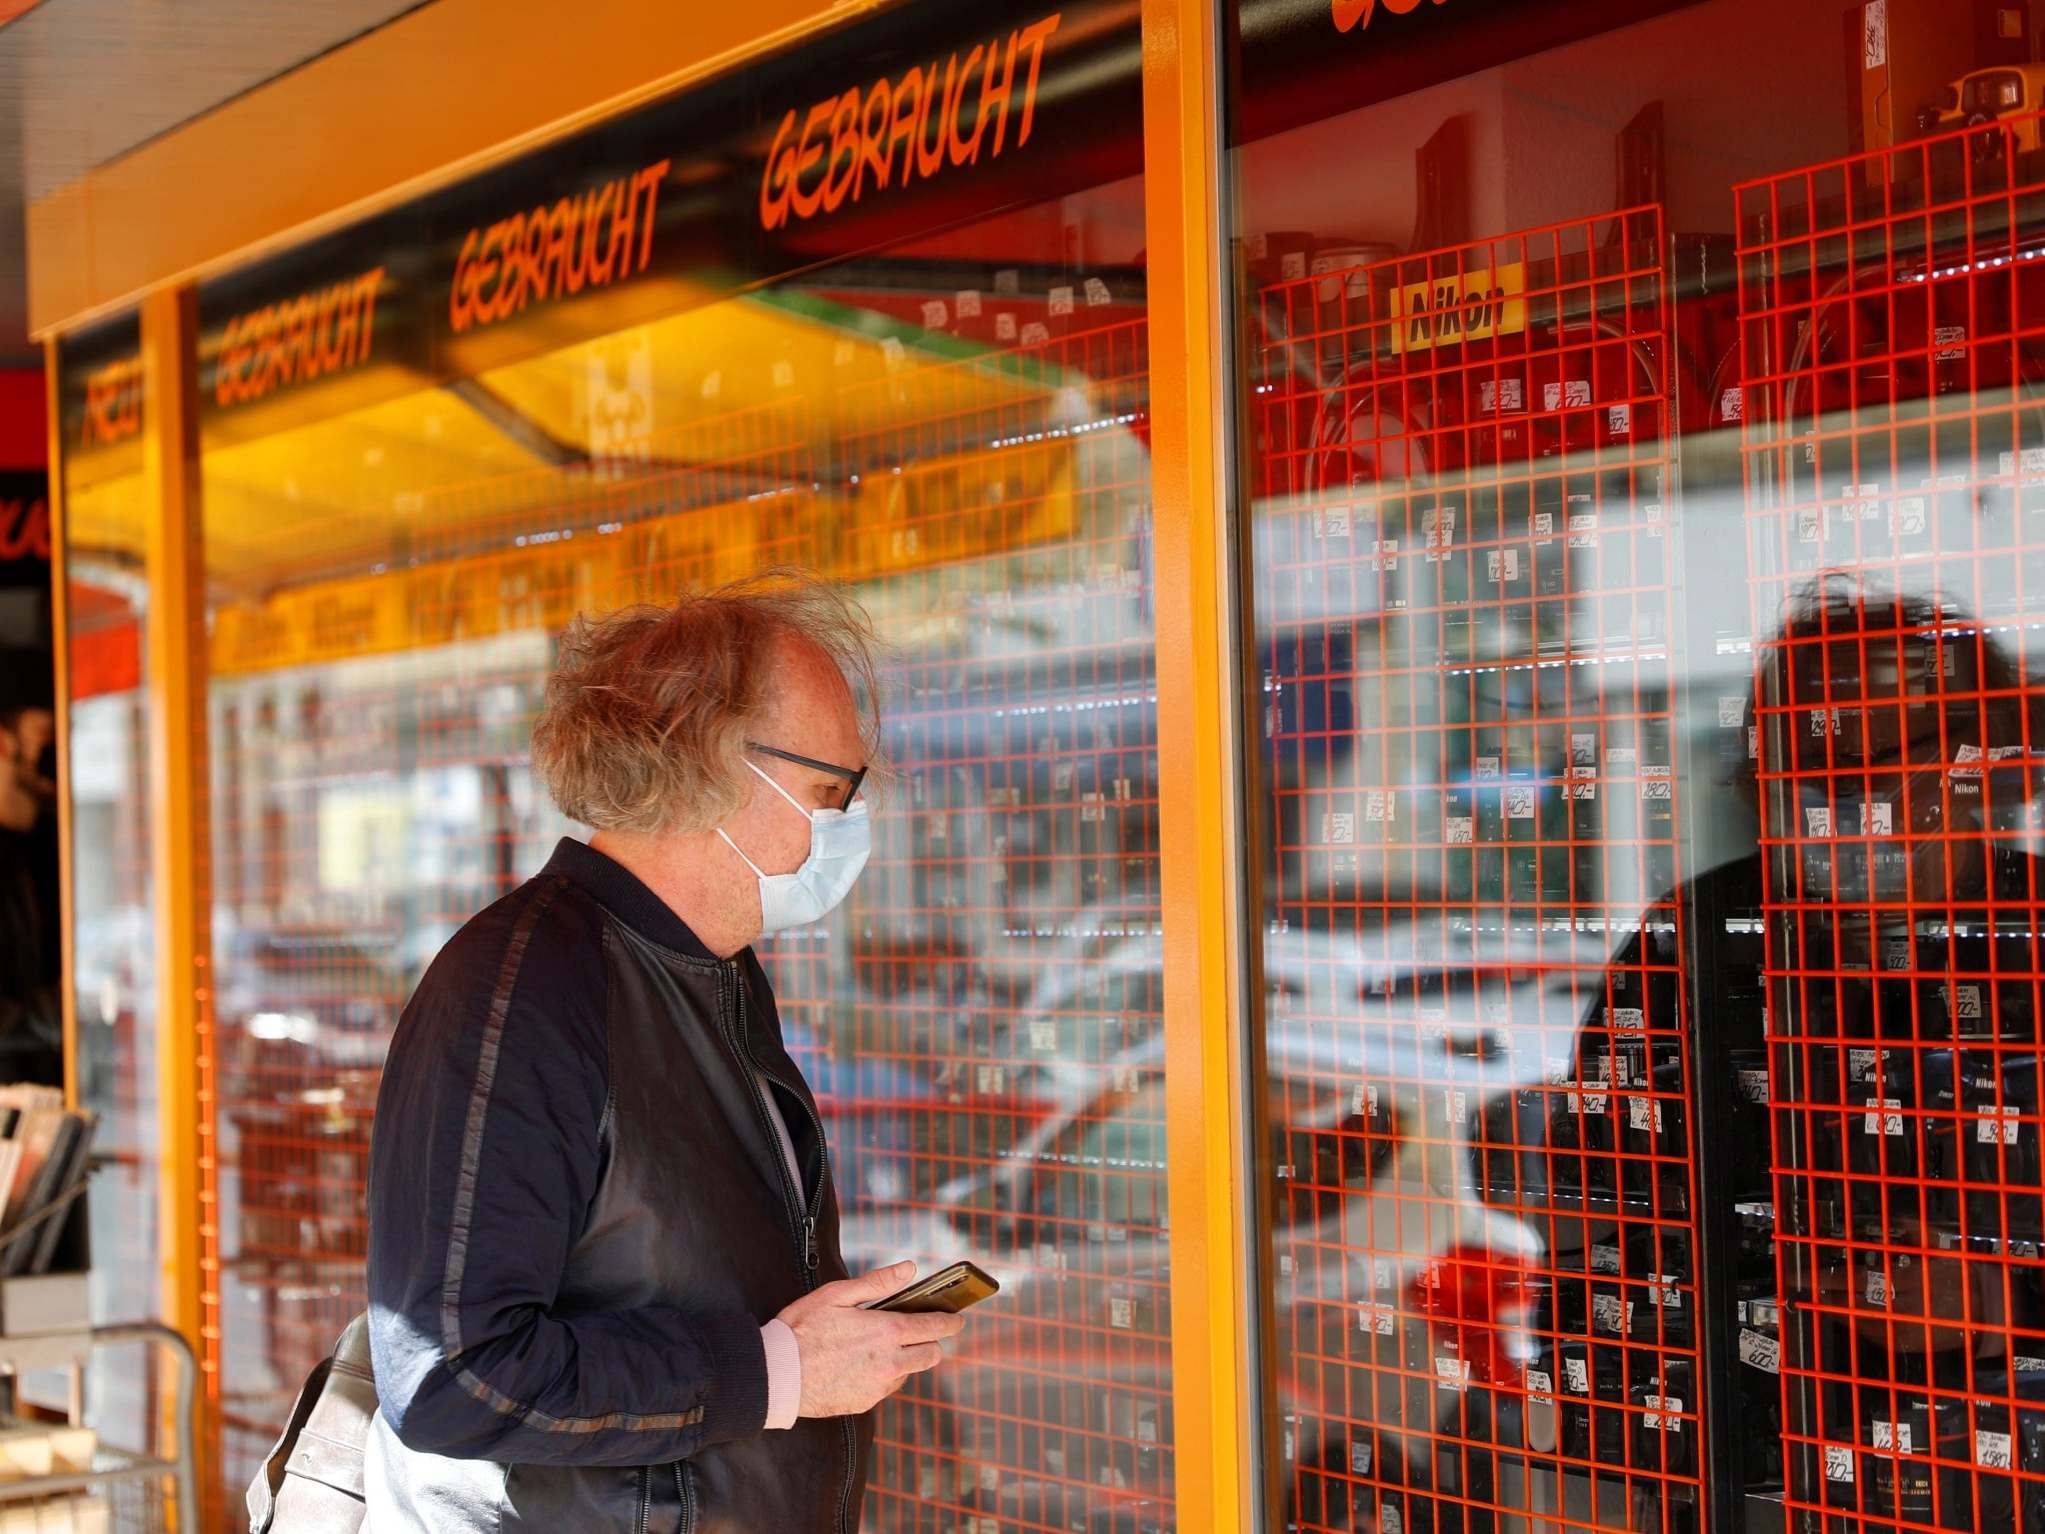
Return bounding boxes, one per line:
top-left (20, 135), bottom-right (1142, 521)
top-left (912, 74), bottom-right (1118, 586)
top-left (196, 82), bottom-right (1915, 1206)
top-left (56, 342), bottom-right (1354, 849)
top-left (778, 1263), bottom-right (968, 1418)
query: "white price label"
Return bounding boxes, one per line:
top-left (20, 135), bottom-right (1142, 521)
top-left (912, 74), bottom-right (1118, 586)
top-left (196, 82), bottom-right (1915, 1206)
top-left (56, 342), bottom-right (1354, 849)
top-left (1360, 1303), bottom-right (1396, 1336)
top-left (1505, 787), bottom-right (1536, 820)
top-left (1865, 1268), bottom-right (1888, 1307)
top-left (955, 290), bottom-right (982, 318)
top-left (1446, 816), bottom-right (1474, 845)
top-left (921, 299), bottom-right (950, 329)
top-left (1084, 277), bottom-right (1112, 307)
top-left (1738, 1329), bottom-right (1780, 1373)
top-left (1048, 286), bottom-right (1075, 316)
top-left (1563, 1357), bottom-right (1590, 1393)
top-left (1863, 1098), bottom-right (1903, 1136)
top-left (1366, 791), bottom-right (1395, 823)
top-left (1591, 1244), bottom-right (1623, 1275)
top-left (1872, 1420), bottom-right (1914, 1454)
top-left (995, 312), bottom-right (1019, 341)
top-left (1019, 321), bottom-right (1051, 346)
top-left (1350, 1440), bottom-right (1373, 1474)
top-left (1474, 756), bottom-right (1501, 780)
top-left (1644, 1395), bottom-right (1682, 1432)
top-left (1825, 1445), bottom-right (1856, 1483)
top-left (1435, 1356), bottom-right (1471, 1391)
top-left (1979, 1109), bottom-right (2022, 1145)
top-left (1526, 1370), bottom-right (1554, 1404)
top-left (1324, 812), bottom-right (1356, 844)
top-left (1610, 1006), bottom-right (1645, 1032)
top-left (1109, 1297), bottom-right (1135, 1330)
top-left (1977, 1430), bottom-right (2013, 1470)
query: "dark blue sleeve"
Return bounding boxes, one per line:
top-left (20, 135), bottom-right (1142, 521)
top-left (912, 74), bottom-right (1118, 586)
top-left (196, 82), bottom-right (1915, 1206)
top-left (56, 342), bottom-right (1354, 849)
top-left (365, 881), bottom-right (770, 1464)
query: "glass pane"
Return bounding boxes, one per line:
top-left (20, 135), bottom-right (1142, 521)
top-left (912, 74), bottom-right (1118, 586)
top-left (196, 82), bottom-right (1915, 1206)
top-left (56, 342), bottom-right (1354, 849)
top-left (58, 316), bottom-right (158, 1449)
top-left (1230, 3), bottom-right (2045, 1532)
top-left (193, 5), bottom-right (1167, 1525)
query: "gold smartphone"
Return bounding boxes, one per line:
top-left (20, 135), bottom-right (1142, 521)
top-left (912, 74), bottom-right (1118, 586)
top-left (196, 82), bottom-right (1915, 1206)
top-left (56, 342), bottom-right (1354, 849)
top-left (865, 1261), bottom-right (1000, 1315)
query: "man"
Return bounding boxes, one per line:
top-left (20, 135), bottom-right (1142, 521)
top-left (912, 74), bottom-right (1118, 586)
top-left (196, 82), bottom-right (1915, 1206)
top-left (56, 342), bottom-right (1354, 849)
top-left (0, 653), bottom-right (59, 1085)
top-left (366, 575), bottom-right (964, 1532)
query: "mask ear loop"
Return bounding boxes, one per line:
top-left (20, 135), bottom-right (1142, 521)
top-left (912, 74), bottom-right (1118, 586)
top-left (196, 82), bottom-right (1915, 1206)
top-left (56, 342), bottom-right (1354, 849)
top-left (716, 827), bottom-right (768, 879)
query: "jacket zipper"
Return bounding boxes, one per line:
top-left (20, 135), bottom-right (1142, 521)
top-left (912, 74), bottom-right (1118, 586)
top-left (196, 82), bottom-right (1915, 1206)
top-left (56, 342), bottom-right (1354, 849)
top-left (636, 1465), bottom-right (651, 1534)
top-left (673, 1461), bottom-right (696, 1534)
top-left (726, 965), bottom-right (856, 1534)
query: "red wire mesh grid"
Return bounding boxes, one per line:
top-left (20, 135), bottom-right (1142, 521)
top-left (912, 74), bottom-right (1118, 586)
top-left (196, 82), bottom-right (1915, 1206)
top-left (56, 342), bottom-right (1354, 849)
top-left (1736, 109), bottom-right (2045, 1534)
top-left (775, 317), bottom-right (1169, 1534)
top-left (200, 308), bottom-right (1169, 1534)
top-left (1255, 206), bottom-right (1705, 1534)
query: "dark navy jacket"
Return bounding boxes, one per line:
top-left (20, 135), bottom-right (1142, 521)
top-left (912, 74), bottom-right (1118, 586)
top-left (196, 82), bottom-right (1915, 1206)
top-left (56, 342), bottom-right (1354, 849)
top-left (364, 838), bottom-right (869, 1532)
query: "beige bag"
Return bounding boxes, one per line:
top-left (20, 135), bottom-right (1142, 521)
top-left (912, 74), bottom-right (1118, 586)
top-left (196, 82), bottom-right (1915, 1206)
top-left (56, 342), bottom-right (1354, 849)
top-left (246, 1314), bottom-right (374, 1533)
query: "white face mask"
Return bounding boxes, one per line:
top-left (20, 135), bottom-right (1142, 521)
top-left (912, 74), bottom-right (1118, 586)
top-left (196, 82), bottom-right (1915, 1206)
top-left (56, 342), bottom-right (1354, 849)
top-left (718, 759), bottom-right (872, 932)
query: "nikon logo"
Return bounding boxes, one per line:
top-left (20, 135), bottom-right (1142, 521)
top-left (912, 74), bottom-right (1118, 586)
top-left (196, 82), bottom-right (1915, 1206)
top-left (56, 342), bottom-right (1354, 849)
top-left (1331, 0), bottom-right (1451, 33)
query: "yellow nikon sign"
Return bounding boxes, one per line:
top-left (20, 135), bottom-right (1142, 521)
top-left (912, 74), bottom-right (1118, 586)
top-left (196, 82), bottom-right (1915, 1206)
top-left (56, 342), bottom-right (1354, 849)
top-left (1387, 262), bottom-right (1526, 355)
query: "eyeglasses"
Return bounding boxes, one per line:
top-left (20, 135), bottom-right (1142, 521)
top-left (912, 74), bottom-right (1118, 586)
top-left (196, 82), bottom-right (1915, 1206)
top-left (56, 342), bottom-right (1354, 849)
top-left (748, 741), bottom-right (868, 811)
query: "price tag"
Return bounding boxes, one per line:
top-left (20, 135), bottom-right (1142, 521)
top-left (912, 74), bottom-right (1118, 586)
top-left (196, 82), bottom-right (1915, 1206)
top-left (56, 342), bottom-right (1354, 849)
top-left (1979, 1109), bottom-right (2022, 1145)
top-left (1019, 321), bottom-right (1051, 347)
top-left (1382, 1506), bottom-right (1404, 1534)
top-left (1644, 1395), bottom-right (1682, 1432)
top-left (1872, 1420), bottom-right (1914, 1454)
top-left (1526, 1370), bottom-right (1554, 1405)
top-left (1629, 1097), bottom-right (1663, 1133)
top-left (1977, 1430), bottom-right (2013, 1470)
top-left (1360, 1303), bottom-right (1396, 1336)
top-left (1739, 1329), bottom-right (1780, 1373)
top-left (1865, 1268), bottom-right (1888, 1307)
top-left (1824, 1446), bottom-right (1855, 1483)
top-left (1563, 1357), bottom-right (1590, 1393)
top-left (1048, 286), bottom-right (1075, 316)
top-left (1445, 1089), bottom-right (1467, 1125)
top-left (1610, 1007), bottom-right (1645, 1032)
top-left (1350, 1440), bottom-right (1373, 1474)
top-left (1109, 1297), bottom-right (1134, 1330)
top-left (1446, 816), bottom-right (1474, 844)
top-left (1083, 277), bottom-right (1112, 307)
top-left (1864, 1098), bottom-right (1903, 1136)
top-left (1648, 1274), bottom-right (1683, 1309)
top-left (921, 299), bottom-right (950, 330)
top-left (1435, 1356), bottom-right (1471, 1391)
top-left (1590, 1245), bottom-right (1622, 1275)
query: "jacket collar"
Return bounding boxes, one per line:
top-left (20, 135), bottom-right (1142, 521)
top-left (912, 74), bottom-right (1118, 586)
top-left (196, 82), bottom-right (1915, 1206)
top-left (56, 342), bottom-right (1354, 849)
top-left (542, 837), bottom-right (717, 961)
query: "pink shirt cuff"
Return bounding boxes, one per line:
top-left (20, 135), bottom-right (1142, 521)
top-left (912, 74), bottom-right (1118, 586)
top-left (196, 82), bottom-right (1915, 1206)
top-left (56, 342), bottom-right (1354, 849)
top-left (760, 1318), bottom-right (802, 1430)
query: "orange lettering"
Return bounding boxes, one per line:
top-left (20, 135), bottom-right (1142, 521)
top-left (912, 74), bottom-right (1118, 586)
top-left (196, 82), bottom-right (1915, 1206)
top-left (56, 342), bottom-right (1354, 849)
top-left (917, 55), bottom-right (956, 180)
top-left (947, 44), bottom-right (987, 165)
top-left (789, 100), bottom-right (835, 221)
top-left (760, 109), bottom-right (799, 230)
top-left (823, 87), bottom-right (863, 212)
top-left (858, 79), bottom-right (893, 196)
top-left (1013, 14), bottom-right (1060, 149)
top-left (634, 161), bottom-right (668, 273)
top-left (979, 33), bottom-right (1019, 158)
top-left (888, 68), bottom-right (924, 187)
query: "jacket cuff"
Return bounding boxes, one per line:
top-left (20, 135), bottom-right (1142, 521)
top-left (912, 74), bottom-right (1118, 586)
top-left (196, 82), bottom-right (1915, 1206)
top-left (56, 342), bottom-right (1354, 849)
top-left (694, 1314), bottom-right (772, 1440)
top-left (759, 1319), bottom-right (802, 1429)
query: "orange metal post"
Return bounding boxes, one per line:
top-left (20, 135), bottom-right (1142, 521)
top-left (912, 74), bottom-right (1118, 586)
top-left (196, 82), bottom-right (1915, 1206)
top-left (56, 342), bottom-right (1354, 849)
top-left (140, 284), bottom-right (218, 1516)
top-left (1143, 0), bottom-right (1266, 1528)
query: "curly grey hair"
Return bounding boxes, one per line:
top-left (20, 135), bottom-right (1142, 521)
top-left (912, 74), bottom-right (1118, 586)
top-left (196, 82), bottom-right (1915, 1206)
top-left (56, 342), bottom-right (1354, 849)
top-left (531, 571), bottom-right (883, 836)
